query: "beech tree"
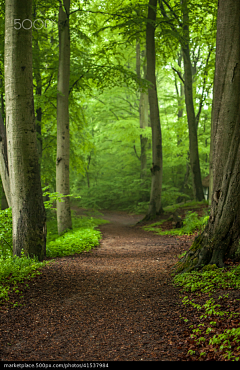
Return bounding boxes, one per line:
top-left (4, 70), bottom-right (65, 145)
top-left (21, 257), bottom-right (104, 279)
top-left (146, 0), bottom-right (164, 217)
top-left (0, 111), bottom-right (11, 208)
top-left (56, 0), bottom-right (72, 234)
top-left (181, 0), bottom-right (204, 201)
top-left (136, 41), bottom-right (148, 183)
top-left (4, 0), bottom-right (46, 260)
top-left (159, 0), bottom-right (213, 202)
top-left (175, 0), bottom-right (240, 272)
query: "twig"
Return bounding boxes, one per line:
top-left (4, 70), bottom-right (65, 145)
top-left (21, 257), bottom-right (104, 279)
top-left (133, 145), bottom-right (140, 161)
top-left (172, 67), bottom-right (185, 84)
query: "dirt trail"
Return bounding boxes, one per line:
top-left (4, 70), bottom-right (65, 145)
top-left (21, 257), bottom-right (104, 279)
top-left (0, 210), bottom-right (194, 361)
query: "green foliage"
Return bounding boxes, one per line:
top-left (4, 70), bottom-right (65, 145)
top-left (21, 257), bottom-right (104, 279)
top-left (143, 207), bottom-right (209, 236)
top-left (46, 211), bottom-right (109, 258)
top-left (46, 228), bottom-right (101, 258)
top-left (181, 211), bottom-right (209, 235)
top-left (0, 208), bottom-right (13, 256)
top-left (173, 264), bottom-right (240, 293)
top-left (164, 200), bottom-right (208, 213)
top-left (173, 264), bottom-right (240, 361)
top-left (0, 204), bottom-right (108, 304)
top-left (0, 251), bottom-right (47, 302)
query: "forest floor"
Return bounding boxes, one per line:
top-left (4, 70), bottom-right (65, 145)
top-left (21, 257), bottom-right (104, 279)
top-left (0, 205), bottom-right (239, 362)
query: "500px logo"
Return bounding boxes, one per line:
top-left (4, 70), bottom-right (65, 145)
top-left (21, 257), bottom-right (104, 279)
top-left (14, 19), bottom-right (56, 30)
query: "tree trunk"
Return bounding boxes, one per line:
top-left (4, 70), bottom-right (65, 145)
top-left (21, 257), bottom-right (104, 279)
top-left (174, 0), bottom-right (240, 273)
top-left (146, 0), bottom-right (163, 218)
top-left (0, 77), bottom-right (11, 208)
top-left (175, 53), bottom-right (184, 130)
top-left (1, 187), bottom-right (8, 210)
top-left (136, 42), bottom-right (148, 181)
top-left (5, 0), bottom-right (46, 260)
top-left (181, 0), bottom-right (204, 201)
top-left (0, 111), bottom-right (11, 207)
top-left (56, 0), bottom-right (72, 234)
top-left (33, 4), bottom-right (42, 164)
top-left (208, 89), bottom-right (214, 206)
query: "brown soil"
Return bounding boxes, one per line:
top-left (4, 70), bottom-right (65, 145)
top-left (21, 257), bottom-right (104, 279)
top-left (0, 207), bottom-right (239, 362)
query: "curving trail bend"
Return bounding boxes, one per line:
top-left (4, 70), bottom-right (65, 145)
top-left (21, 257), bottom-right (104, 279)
top-left (0, 210), bottom-right (193, 361)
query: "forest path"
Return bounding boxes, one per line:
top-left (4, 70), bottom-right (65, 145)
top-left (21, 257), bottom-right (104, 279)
top-left (0, 209), bottom-right (194, 361)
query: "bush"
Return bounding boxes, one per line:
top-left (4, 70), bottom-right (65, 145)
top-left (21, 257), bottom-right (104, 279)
top-left (143, 210), bottom-right (210, 236)
top-left (0, 207), bottom-right (108, 304)
top-left (0, 208), bottom-right (13, 257)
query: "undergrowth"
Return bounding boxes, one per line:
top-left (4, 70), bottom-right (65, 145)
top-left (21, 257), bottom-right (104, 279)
top-left (153, 200), bottom-right (240, 360)
top-left (0, 200), bottom-right (108, 305)
top-left (173, 262), bottom-right (240, 361)
top-left (143, 209), bottom-right (209, 236)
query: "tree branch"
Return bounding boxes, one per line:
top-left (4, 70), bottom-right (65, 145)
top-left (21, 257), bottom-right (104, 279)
top-left (133, 145), bottom-right (140, 161)
top-left (44, 73), bottom-right (54, 94)
top-left (172, 67), bottom-right (185, 84)
top-left (69, 74), bottom-right (84, 96)
top-left (162, 0), bottom-right (182, 26)
top-left (93, 97), bottom-right (120, 120)
top-left (196, 47), bottom-right (214, 129)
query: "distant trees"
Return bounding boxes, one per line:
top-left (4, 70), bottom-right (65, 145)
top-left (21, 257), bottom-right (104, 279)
top-left (4, 0), bottom-right (46, 260)
top-left (0, 0), bottom-right (218, 237)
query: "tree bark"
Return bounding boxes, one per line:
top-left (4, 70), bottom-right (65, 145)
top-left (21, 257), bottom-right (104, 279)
top-left (174, 0), bottom-right (240, 273)
top-left (33, 34), bottom-right (43, 164)
top-left (181, 0), bottom-right (204, 201)
top-left (0, 111), bottom-right (11, 207)
top-left (56, 0), bottom-right (72, 234)
top-left (146, 0), bottom-right (163, 218)
top-left (208, 81), bottom-right (215, 206)
top-left (0, 77), bottom-right (11, 208)
top-left (4, 0), bottom-right (46, 260)
top-left (136, 42), bottom-right (148, 181)
top-left (1, 187), bottom-right (8, 210)
top-left (175, 53), bottom-right (184, 127)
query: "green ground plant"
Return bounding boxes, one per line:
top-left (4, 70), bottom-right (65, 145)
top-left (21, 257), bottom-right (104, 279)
top-left (143, 204), bottom-right (210, 236)
top-left (173, 262), bottom-right (240, 360)
top-left (0, 192), bottom-right (108, 305)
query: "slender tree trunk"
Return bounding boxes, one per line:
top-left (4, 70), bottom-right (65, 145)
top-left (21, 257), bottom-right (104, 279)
top-left (1, 187), bottom-right (8, 210)
top-left (0, 76), bottom-right (11, 208)
top-left (5, 0), bottom-right (46, 260)
top-left (174, 52), bottom-right (189, 202)
top-left (136, 42), bottom-right (148, 181)
top-left (181, 0), bottom-right (204, 201)
top-left (33, 4), bottom-right (42, 163)
top-left (175, 0), bottom-right (240, 273)
top-left (0, 111), bottom-right (11, 207)
top-left (146, 0), bottom-right (163, 218)
top-left (208, 89), bottom-right (215, 206)
top-left (175, 53), bottom-right (184, 129)
top-left (56, 0), bottom-right (72, 234)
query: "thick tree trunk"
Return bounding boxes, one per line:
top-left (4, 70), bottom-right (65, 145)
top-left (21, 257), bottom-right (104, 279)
top-left (5, 0), bottom-right (46, 260)
top-left (182, 0), bottom-right (204, 201)
top-left (146, 0), bottom-right (163, 218)
top-left (56, 0), bottom-right (72, 234)
top-left (174, 0), bottom-right (240, 273)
